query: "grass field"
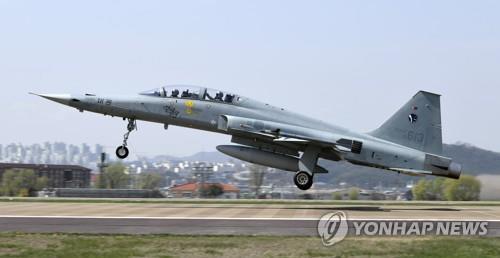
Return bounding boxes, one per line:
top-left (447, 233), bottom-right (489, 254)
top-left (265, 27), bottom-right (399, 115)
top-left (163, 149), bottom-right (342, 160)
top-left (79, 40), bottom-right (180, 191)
top-left (0, 233), bottom-right (498, 258)
top-left (1, 197), bottom-right (499, 206)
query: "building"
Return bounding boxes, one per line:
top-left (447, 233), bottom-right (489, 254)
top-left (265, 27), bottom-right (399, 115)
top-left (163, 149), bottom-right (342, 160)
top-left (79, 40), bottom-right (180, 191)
top-left (169, 182), bottom-right (240, 199)
top-left (0, 163), bottom-right (91, 188)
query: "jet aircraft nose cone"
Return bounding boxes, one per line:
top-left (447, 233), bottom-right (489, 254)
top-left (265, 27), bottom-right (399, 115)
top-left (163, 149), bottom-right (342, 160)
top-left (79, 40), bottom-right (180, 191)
top-left (30, 93), bottom-right (73, 106)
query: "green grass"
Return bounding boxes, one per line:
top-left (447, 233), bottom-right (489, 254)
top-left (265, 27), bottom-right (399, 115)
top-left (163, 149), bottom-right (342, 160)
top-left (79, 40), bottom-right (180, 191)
top-left (1, 197), bottom-right (500, 206)
top-left (0, 233), bottom-right (499, 258)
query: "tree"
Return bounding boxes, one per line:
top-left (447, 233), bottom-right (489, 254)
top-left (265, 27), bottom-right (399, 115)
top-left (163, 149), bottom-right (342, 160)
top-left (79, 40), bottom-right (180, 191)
top-left (1, 169), bottom-right (48, 197)
top-left (349, 187), bottom-right (360, 200)
top-left (205, 184), bottom-right (224, 198)
top-left (443, 175), bottom-right (481, 201)
top-left (412, 179), bottom-right (428, 200)
top-left (36, 176), bottom-right (48, 191)
top-left (1, 170), bottom-right (17, 196)
top-left (249, 164), bottom-right (266, 198)
top-left (103, 163), bottom-right (129, 189)
top-left (412, 178), bottom-right (444, 200)
top-left (412, 176), bottom-right (481, 201)
top-left (139, 173), bottom-right (163, 189)
top-left (332, 192), bottom-right (343, 200)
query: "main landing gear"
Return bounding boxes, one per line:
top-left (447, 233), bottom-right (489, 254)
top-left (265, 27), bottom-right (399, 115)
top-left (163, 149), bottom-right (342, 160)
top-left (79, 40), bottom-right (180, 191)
top-left (293, 145), bottom-right (321, 191)
top-left (116, 118), bottom-right (136, 159)
top-left (294, 171), bottom-right (313, 191)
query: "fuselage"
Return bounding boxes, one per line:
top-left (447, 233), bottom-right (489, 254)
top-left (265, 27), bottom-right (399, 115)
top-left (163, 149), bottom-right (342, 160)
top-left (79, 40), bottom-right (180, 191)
top-left (56, 86), bottom-right (429, 174)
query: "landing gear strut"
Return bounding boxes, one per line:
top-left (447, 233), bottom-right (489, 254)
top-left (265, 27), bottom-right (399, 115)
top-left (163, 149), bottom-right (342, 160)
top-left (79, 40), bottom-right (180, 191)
top-left (293, 145), bottom-right (320, 190)
top-left (116, 118), bottom-right (136, 159)
top-left (294, 171), bottom-right (313, 191)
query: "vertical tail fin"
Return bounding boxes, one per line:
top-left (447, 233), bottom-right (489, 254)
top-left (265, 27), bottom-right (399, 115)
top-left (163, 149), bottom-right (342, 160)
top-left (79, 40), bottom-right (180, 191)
top-left (369, 91), bottom-right (443, 155)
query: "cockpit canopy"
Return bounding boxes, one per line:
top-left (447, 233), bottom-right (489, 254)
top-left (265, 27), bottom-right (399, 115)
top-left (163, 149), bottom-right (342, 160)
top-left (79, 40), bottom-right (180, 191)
top-left (140, 85), bottom-right (240, 104)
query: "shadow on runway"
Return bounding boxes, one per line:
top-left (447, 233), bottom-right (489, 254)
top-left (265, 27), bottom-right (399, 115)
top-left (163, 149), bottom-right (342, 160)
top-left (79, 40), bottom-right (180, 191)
top-left (148, 205), bottom-right (385, 211)
top-left (290, 207), bottom-right (461, 212)
top-left (385, 208), bottom-right (461, 212)
top-left (146, 205), bottom-right (461, 212)
top-left (290, 206), bottom-right (385, 211)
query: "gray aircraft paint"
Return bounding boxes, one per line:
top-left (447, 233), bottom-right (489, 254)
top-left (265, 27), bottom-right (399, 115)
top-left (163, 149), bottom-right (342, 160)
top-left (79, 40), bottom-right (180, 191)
top-left (32, 86), bottom-right (461, 190)
top-left (370, 91), bottom-right (443, 155)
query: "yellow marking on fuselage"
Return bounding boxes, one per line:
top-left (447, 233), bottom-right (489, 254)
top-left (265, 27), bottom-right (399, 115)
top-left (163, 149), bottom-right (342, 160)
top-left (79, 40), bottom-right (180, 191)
top-left (185, 100), bottom-right (194, 114)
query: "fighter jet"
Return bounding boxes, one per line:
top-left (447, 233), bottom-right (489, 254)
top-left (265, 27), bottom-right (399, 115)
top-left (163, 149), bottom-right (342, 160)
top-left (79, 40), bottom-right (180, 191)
top-left (32, 86), bottom-right (461, 190)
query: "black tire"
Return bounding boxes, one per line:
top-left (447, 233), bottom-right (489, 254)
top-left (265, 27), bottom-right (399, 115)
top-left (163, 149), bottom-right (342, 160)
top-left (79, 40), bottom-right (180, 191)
top-left (294, 171), bottom-right (313, 190)
top-left (115, 146), bottom-right (129, 159)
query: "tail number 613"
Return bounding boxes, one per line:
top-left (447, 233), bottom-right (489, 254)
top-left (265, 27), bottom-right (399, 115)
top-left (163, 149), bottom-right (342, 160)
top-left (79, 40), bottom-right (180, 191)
top-left (408, 131), bottom-right (424, 143)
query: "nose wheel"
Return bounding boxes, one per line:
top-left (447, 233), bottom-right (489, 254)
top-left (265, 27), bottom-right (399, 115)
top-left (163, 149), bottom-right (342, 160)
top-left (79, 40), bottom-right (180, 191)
top-left (116, 118), bottom-right (136, 159)
top-left (116, 146), bottom-right (129, 159)
top-left (294, 171), bottom-right (313, 191)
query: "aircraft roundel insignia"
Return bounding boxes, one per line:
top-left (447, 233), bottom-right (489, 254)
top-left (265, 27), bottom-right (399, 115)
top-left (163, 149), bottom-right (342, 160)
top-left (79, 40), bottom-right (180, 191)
top-left (408, 113), bottom-right (418, 123)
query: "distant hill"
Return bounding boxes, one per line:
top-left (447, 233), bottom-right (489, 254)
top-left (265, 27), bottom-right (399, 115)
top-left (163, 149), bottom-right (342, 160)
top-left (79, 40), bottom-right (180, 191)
top-left (443, 143), bottom-right (500, 175)
top-left (181, 151), bottom-right (232, 163)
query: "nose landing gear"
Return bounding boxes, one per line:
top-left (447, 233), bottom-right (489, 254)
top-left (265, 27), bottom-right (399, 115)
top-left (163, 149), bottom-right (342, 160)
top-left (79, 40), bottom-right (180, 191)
top-left (116, 118), bottom-right (136, 159)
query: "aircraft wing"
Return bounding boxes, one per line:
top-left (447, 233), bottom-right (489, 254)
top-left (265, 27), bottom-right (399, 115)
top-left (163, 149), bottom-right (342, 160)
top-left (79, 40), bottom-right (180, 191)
top-left (217, 115), bottom-right (363, 157)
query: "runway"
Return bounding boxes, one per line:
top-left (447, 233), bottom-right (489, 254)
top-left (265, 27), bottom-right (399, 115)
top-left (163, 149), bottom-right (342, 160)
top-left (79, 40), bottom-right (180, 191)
top-left (1, 202), bottom-right (500, 236)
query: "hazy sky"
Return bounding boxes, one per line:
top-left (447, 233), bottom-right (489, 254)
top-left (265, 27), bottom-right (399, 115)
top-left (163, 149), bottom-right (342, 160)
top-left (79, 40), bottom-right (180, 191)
top-left (1, 1), bottom-right (499, 157)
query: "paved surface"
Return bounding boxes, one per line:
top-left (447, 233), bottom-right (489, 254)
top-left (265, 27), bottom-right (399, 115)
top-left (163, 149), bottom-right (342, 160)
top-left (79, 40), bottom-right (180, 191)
top-left (0, 202), bottom-right (499, 235)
